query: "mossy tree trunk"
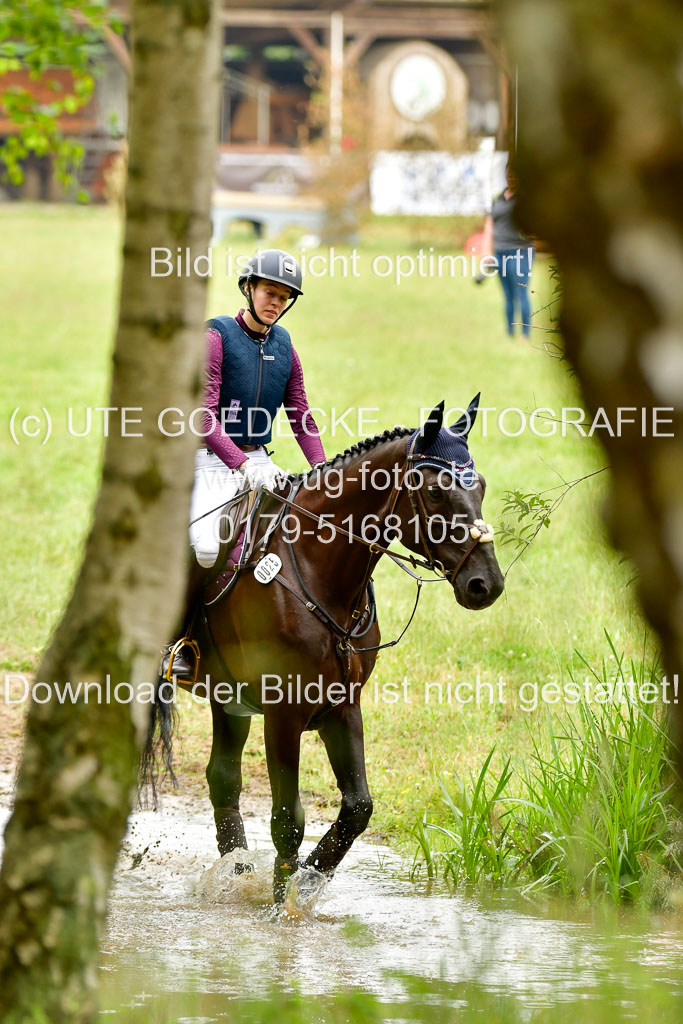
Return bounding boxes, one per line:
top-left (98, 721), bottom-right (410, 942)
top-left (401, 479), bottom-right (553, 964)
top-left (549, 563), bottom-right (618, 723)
top-left (0, 1), bottom-right (220, 1020)
top-left (499, 0), bottom-right (683, 744)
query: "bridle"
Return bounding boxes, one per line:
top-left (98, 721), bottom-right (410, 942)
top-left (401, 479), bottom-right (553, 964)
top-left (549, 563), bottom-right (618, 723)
top-left (243, 433), bottom-right (495, 663)
top-left (403, 434), bottom-right (495, 586)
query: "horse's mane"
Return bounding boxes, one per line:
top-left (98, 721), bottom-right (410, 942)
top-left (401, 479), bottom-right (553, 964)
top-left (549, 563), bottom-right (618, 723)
top-left (291, 425), bottom-right (414, 482)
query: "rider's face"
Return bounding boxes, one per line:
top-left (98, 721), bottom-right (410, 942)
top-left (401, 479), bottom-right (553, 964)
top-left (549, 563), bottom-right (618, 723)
top-left (251, 279), bottom-right (293, 325)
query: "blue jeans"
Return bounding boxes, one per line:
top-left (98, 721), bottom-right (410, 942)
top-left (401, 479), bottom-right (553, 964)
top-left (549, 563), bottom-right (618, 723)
top-left (495, 247), bottom-right (534, 336)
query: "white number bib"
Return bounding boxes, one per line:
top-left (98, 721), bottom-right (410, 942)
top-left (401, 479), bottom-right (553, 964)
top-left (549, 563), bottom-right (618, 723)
top-left (254, 553), bottom-right (282, 584)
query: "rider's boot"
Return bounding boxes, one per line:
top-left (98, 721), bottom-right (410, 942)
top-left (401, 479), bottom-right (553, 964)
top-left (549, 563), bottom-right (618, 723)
top-left (160, 557), bottom-right (205, 683)
top-left (160, 637), bottom-right (200, 684)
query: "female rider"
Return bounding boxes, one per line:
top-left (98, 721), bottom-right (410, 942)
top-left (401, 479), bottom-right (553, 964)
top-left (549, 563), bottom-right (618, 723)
top-left (162, 248), bottom-right (326, 681)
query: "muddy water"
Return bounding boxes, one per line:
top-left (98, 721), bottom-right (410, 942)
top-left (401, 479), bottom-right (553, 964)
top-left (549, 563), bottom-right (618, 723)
top-left (97, 797), bottom-right (683, 1015)
top-left (2, 792), bottom-right (683, 1019)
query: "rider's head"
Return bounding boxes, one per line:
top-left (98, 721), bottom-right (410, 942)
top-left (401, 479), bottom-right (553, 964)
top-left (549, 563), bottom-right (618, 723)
top-left (238, 249), bottom-right (303, 327)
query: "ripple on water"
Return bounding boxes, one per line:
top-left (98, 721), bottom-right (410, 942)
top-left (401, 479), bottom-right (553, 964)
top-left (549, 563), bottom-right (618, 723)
top-left (96, 797), bottom-right (683, 1012)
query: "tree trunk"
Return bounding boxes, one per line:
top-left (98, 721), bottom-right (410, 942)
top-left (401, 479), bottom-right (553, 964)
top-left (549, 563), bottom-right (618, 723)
top-left (498, 0), bottom-right (683, 745)
top-left (0, 1), bottom-right (220, 1020)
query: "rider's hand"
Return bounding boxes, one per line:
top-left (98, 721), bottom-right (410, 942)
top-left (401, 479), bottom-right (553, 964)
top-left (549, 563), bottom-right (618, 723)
top-left (241, 458), bottom-right (279, 492)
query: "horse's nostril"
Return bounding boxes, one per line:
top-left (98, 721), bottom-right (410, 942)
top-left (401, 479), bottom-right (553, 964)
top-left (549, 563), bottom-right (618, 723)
top-left (467, 577), bottom-right (489, 598)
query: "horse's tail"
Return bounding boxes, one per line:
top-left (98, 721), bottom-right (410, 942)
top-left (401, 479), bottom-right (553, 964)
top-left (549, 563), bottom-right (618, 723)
top-left (139, 677), bottom-right (178, 807)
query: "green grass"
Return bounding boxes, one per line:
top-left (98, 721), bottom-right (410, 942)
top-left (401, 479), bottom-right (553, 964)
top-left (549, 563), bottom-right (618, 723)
top-left (0, 204), bottom-right (118, 668)
top-left (411, 636), bottom-right (683, 903)
top-left (0, 203), bottom-right (652, 840)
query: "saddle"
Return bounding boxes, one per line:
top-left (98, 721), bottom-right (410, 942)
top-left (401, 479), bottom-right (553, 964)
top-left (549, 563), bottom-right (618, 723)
top-left (203, 479), bottom-right (292, 605)
top-left (162, 480), bottom-right (377, 694)
top-left (161, 488), bottom-right (264, 684)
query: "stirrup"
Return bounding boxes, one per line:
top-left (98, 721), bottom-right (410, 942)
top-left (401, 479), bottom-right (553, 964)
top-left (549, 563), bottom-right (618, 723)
top-left (161, 637), bottom-right (200, 684)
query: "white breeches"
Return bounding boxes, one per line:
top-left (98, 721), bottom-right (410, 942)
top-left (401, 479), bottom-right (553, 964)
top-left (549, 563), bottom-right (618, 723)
top-left (189, 447), bottom-right (280, 567)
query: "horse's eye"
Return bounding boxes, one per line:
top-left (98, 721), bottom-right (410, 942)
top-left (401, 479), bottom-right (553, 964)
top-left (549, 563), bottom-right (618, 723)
top-left (427, 485), bottom-right (443, 501)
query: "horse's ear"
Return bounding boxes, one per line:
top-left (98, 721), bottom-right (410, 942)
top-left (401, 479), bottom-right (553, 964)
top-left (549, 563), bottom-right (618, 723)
top-left (416, 401), bottom-right (444, 453)
top-left (450, 393), bottom-right (481, 439)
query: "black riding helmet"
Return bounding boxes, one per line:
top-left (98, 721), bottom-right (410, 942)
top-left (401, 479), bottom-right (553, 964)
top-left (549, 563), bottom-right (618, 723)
top-left (238, 248), bottom-right (303, 326)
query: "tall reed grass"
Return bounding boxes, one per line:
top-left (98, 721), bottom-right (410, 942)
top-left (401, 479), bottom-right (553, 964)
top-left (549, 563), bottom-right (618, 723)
top-left (412, 636), bottom-right (683, 903)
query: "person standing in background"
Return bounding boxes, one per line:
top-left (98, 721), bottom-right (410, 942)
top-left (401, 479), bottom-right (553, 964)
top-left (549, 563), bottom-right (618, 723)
top-left (482, 162), bottom-right (535, 338)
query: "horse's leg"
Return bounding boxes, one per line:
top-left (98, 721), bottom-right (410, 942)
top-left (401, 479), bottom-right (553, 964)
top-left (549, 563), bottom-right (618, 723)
top-left (305, 702), bottom-right (373, 876)
top-left (264, 713), bottom-right (305, 902)
top-left (206, 700), bottom-right (251, 856)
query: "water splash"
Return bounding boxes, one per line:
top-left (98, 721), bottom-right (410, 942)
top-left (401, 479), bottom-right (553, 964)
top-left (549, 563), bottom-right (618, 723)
top-left (196, 847), bottom-right (272, 905)
top-left (282, 866), bottom-right (330, 920)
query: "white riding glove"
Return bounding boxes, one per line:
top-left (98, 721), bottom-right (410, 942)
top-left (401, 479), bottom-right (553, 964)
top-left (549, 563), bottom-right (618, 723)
top-left (241, 458), bottom-right (279, 492)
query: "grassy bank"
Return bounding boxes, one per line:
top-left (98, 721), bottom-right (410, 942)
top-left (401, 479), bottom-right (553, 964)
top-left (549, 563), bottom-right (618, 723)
top-left (412, 639), bottom-right (682, 904)
top-left (0, 203), bottom-right (650, 841)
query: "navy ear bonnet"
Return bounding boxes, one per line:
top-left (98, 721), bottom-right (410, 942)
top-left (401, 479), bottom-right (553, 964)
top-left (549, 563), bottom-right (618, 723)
top-left (408, 395), bottom-right (480, 489)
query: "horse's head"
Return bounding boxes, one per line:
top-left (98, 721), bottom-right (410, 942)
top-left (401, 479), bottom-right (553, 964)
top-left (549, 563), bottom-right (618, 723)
top-left (398, 397), bottom-right (504, 610)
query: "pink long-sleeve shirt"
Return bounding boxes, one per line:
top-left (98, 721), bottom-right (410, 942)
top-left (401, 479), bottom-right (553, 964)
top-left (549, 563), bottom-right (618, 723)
top-left (202, 313), bottom-right (326, 470)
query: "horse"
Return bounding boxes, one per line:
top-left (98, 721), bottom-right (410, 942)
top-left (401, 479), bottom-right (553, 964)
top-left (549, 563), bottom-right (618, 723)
top-left (143, 397), bottom-right (505, 901)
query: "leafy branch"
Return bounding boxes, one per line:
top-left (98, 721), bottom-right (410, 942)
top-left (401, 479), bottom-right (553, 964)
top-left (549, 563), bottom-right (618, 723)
top-left (498, 466), bottom-right (608, 574)
top-left (0, 0), bottom-right (122, 193)
top-left (526, 262), bottom-right (574, 367)
top-left (498, 490), bottom-right (554, 547)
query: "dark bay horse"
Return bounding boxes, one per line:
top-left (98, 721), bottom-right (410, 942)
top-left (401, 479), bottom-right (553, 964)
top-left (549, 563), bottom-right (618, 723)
top-left (144, 397), bottom-right (504, 900)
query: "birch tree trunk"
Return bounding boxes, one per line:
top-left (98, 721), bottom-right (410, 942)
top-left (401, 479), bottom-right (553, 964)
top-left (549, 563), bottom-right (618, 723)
top-left (499, 0), bottom-right (683, 744)
top-left (0, 1), bottom-right (220, 1020)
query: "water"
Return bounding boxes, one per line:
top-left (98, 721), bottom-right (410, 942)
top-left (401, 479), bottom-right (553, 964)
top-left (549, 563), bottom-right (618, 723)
top-left (96, 796), bottom-right (683, 1013)
top-left (2, 789), bottom-right (683, 1019)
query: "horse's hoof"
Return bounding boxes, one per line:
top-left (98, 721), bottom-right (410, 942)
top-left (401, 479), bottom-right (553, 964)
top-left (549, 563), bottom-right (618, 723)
top-left (283, 865), bottom-right (329, 914)
top-left (216, 846), bottom-right (255, 875)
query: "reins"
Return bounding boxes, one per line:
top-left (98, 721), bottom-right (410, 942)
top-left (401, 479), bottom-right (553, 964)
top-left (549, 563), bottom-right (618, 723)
top-left (247, 436), bottom-right (493, 662)
top-left (195, 439), bottom-right (494, 670)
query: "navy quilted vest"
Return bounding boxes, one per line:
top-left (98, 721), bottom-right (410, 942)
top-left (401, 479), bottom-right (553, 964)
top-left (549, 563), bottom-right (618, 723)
top-left (206, 315), bottom-right (293, 444)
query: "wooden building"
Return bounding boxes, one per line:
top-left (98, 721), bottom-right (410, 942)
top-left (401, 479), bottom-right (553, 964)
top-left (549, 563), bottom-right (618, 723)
top-left (219, 1), bottom-right (507, 150)
top-left (211, 2), bottom-right (509, 228)
top-left (1, 2), bottom-right (509, 200)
